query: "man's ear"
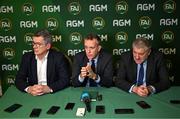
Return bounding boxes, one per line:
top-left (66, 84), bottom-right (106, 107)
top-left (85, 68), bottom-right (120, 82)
top-left (98, 45), bottom-right (102, 51)
top-left (46, 43), bottom-right (51, 50)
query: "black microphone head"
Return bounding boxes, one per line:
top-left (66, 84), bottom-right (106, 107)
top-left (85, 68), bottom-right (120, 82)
top-left (84, 96), bottom-right (91, 103)
top-left (81, 91), bottom-right (91, 112)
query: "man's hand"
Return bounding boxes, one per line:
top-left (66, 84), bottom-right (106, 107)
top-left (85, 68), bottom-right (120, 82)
top-left (27, 85), bottom-right (52, 96)
top-left (80, 64), bottom-right (97, 80)
top-left (132, 85), bottom-right (149, 97)
top-left (86, 65), bottom-right (96, 80)
top-left (80, 67), bottom-right (88, 78)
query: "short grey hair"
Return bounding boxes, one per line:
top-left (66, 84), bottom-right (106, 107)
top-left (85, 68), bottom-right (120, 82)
top-left (34, 29), bottom-right (52, 44)
top-left (132, 37), bottom-right (151, 51)
top-left (84, 33), bottom-right (101, 45)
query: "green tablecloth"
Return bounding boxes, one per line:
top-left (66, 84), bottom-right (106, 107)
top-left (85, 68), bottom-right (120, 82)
top-left (0, 86), bottom-right (180, 119)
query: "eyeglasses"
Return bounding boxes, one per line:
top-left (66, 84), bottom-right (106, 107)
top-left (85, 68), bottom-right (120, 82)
top-left (32, 42), bottom-right (46, 48)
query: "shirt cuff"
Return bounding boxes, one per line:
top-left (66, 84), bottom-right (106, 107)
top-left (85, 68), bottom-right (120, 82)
top-left (24, 87), bottom-right (29, 93)
top-left (148, 85), bottom-right (156, 94)
top-left (95, 75), bottom-right (100, 83)
top-left (129, 84), bottom-right (135, 93)
top-left (50, 89), bottom-right (53, 93)
top-left (78, 75), bottom-right (85, 83)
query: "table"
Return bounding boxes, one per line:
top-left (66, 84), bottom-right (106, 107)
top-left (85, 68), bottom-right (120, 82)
top-left (0, 86), bottom-right (180, 119)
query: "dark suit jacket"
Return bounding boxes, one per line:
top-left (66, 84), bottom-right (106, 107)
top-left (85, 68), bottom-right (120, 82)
top-left (71, 49), bottom-right (113, 87)
top-left (15, 49), bottom-right (70, 93)
top-left (115, 49), bottom-right (170, 93)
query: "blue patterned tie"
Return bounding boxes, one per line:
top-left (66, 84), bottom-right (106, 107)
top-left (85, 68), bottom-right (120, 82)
top-left (89, 60), bottom-right (97, 87)
top-left (137, 63), bottom-right (144, 86)
top-left (91, 60), bottom-right (95, 72)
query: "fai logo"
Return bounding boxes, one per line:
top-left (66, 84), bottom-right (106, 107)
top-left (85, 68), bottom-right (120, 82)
top-left (115, 32), bottom-right (128, 44)
top-left (161, 31), bottom-right (174, 44)
top-left (45, 18), bottom-right (59, 31)
top-left (68, 2), bottom-right (81, 15)
top-left (115, 1), bottom-right (128, 14)
top-left (22, 3), bottom-right (34, 15)
top-left (6, 75), bottom-right (15, 84)
top-left (92, 17), bottom-right (105, 30)
top-left (163, 0), bottom-right (176, 13)
top-left (139, 16), bottom-right (152, 29)
top-left (70, 32), bottom-right (82, 45)
top-left (3, 48), bottom-right (15, 60)
top-left (24, 33), bottom-right (34, 45)
top-left (0, 18), bottom-right (12, 31)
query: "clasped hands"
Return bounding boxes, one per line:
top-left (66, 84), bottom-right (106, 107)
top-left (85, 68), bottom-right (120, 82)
top-left (132, 85), bottom-right (153, 97)
top-left (27, 84), bottom-right (52, 96)
top-left (80, 64), bottom-right (97, 80)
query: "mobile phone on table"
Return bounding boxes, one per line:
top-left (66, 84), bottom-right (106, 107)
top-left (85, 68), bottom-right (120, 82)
top-left (47, 106), bottom-right (60, 115)
top-left (96, 105), bottom-right (105, 114)
top-left (4, 103), bottom-right (22, 113)
top-left (29, 108), bottom-right (42, 117)
top-left (170, 100), bottom-right (180, 104)
top-left (136, 101), bottom-right (151, 109)
top-left (65, 103), bottom-right (75, 110)
top-left (114, 108), bottom-right (134, 114)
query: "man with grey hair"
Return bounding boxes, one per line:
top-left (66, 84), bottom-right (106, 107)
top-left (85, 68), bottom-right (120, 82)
top-left (15, 29), bottom-right (70, 96)
top-left (115, 37), bottom-right (170, 97)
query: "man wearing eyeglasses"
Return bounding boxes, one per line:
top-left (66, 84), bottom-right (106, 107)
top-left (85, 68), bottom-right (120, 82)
top-left (15, 29), bottom-right (70, 96)
top-left (115, 37), bottom-right (170, 97)
top-left (71, 33), bottom-right (113, 87)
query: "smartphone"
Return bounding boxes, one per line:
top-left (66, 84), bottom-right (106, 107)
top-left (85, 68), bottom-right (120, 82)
top-left (96, 105), bottom-right (105, 114)
top-left (136, 101), bottom-right (151, 109)
top-left (29, 108), bottom-right (42, 117)
top-left (114, 108), bottom-right (134, 114)
top-left (65, 103), bottom-right (75, 110)
top-left (47, 106), bottom-right (60, 115)
top-left (170, 100), bottom-right (180, 104)
top-left (4, 103), bottom-right (22, 113)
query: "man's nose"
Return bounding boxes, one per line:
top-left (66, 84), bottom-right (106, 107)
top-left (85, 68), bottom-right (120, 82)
top-left (135, 54), bottom-right (140, 59)
top-left (87, 49), bottom-right (91, 53)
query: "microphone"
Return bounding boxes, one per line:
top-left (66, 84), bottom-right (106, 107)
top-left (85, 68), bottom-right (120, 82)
top-left (81, 92), bottom-right (91, 112)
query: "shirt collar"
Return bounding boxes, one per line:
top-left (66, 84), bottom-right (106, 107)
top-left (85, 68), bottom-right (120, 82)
top-left (138, 60), bottom-right (147, 66)
top-left (90, 55), bottom-right (99, 63)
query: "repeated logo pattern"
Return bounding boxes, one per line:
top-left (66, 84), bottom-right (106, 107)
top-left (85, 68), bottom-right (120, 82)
top-left (0, 0), bottom-right (179, 92)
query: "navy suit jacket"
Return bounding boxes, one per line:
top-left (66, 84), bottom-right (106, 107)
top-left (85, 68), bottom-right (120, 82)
top-left (15, 49), bottom-right (70, 93)
top-left (71, 49), bottom-right (113, 87)
top-left (115, 49), bottom-right (170, 93)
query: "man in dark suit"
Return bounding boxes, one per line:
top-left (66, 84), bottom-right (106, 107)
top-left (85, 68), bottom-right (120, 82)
top-left (15, 29), bottom-right (70, 96)
top-left (72, 33), bottom-right (113, 87)
top-left (115, 37), bottom-right (170, 97)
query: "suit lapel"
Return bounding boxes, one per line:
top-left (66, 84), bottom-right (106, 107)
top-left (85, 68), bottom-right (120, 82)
top-left (132, 61), bottom-right (137, 83)
top-left (31, 55), bottom-right (38, 83)
top-left (96, 54), bottom-right (102, 73)
top-left (47, 51), bottom-right (52, 84)
top-left (83, 56), bottom-right (89, 66)
top-left (146, 58), bottom-right (153, 82)
top-left (130, 52), bottom-right (137, 83)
